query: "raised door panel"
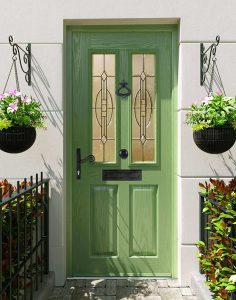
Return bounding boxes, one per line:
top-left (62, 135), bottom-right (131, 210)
top-left (129, 185), bottom-right (158, 256)
top-left (90, 185), bottom-right (118, 256)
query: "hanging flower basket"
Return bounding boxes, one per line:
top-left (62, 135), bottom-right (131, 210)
top-left (186, 94), bottom-right (236, 154)
top-left (0, 126), bottom-right (36, 153)
top-left (0, 89), bottom-right (46, 154)
top-left (193, 127), bottom-right (236, 154)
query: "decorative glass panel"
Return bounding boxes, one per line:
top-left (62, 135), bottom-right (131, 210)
top-left (132, 54), bottom-right (156, 162)
top-left (92, 54), bottom-right (116, 162)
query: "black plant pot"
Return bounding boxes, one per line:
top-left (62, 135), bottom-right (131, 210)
top-left (193, 127), bottom-right (236, 154)
top-left (0, 127), bottom-right (36, 153)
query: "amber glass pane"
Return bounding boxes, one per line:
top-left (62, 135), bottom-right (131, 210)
top-left (92, 54), bottom-right (116, 162)
top-left (132, 54), bottom-right (156, 162)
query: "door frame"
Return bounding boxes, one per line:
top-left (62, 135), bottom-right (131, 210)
top-left (64, 23), bottom-right (179, 278)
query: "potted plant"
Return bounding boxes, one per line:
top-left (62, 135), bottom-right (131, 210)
top-left (185, 93), bottom-right (236, 154)
top-left (0, 89), bottom-right (46, 153)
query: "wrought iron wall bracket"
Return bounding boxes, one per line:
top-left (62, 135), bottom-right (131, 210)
top-left (8, 35), bottom-right (31, 86)
top-left (200, 35), bottom-right (220, 86)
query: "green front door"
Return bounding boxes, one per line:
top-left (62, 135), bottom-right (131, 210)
top-left (70, 26), bottom-right (175, 276)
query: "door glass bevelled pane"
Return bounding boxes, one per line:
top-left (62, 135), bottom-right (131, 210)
top-left (92, 54), bottom-right (116, 162)
top-left (132, 54), bottom-right (156, 162)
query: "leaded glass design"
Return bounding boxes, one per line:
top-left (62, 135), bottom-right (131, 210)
top-left (92, 54), bottom-right (116, 162)
top-left (132, 54), bottom-right (156, 162)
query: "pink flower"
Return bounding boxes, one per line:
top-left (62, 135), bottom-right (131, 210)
top-left (7, 103), bottom-right (18, 112)
top-left (0, 93), bottom-right (5, 100)
top-left (7, 89), bottom-right (21, 96)
top-left (21, 95), bottom-right (31, 103)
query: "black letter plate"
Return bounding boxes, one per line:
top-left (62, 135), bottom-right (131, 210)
top-left (102, 169), bottom-right (142, 181)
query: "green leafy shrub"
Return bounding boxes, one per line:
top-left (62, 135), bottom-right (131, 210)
top-left (198, 178), bottom-right (236, 300)
top-left (185, 93), bottom-right (236, 131)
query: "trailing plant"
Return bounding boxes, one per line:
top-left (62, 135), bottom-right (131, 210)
top-left (0, 89), bottom-right (46, 130)
top-left (185, 93), bottom-right (236, 131)
top-left (198, 178), bottom-right (236, 300)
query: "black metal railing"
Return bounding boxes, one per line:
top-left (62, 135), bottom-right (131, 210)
top-left (200, 194), bottom-right (236, 300)
top-left (0, 172), bottom-right (49, 300)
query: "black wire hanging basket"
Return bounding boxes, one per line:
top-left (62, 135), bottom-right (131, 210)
top-left (193, 127), bottom-right (236, 154)
top-left (0, 126), bottom-right (36, 154)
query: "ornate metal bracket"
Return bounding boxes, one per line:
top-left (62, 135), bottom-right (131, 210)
top-left (200, 35), bottom-right (220, 86)
top-left (116, 80), bottom-right (131, 98)
top-left (8, 35), bottom-right (31, 86)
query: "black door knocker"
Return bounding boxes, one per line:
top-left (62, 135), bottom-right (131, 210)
top-left (116, 80), bottom-right (131, 98)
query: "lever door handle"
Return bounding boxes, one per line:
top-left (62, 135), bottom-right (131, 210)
top-left (76, 148), bottom-right (95, 179)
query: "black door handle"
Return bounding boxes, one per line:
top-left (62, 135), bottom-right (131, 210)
top-left (76, 148), bottom-right (95, 179)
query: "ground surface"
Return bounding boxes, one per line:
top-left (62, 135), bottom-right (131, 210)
top-left (48, 278), bottom-right (198, 300)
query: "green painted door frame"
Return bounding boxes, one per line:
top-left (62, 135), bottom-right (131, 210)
top-left (64, 24), bottom-right (178, 277)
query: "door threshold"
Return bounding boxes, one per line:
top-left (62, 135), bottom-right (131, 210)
top-left (67, 276), bottom-right (173, 279)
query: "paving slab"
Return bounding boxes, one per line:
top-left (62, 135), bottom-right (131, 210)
top-left (65, 279), bottom-right (87, 288)
top-left (71, 287), bottom-right (95, 298)
top-left (116, 286), bottom-right (138, 299)
top-left (117, 279), bottom-right (149, 288)
top-left (86, 279), bottom-right (106, 288)
top-left (181, 288), bottom-right (194, 296)
top-left (154, 280), bottom-right (168, 288)
top-left (61, 286), bottom-right (75, 296)
top-left (106, 280), bottom-right (117, 288)
top-left (145, 283), bottom-right (159, 295)
top-left (136, 296), bottom-right (162, 300)
top-left (93, 297), bottom-right (116, 300)
top-left (71, 294), bottom-right (88, 300)
top-left (49, 286), bottom-right (63, 297)
top-left (167, 279), bottom-right (180, 288)
top-left (71, 292), bottom-right (92, 299)
top-left (94, 287), bottom-right (105, 296)
top-left (105, 288), bottom-right (116, 296)
top-left (158, 287), bottom-right (183, 300)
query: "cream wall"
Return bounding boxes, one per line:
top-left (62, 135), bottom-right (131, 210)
top-left (0, 0), bottom-right (236, 286)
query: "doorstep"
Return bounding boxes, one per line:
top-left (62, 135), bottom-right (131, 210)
top-left (48, 278), bottom-right (198, 299)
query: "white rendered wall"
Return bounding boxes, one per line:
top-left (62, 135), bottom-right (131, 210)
top-left (0, 0), bottom-right (236, 286)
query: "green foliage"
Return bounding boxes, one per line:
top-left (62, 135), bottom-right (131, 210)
top-left (0, 90), bottom-right (46, 130)
top-left (198, 178), bottom-right (236, 299)
top-left (185, 94), bottom-right (236, 131)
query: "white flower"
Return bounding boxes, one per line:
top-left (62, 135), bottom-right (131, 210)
top-left (202, 96), bottom-right (213, 104)
top-left (229, 275), bottom-right (236, 283)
